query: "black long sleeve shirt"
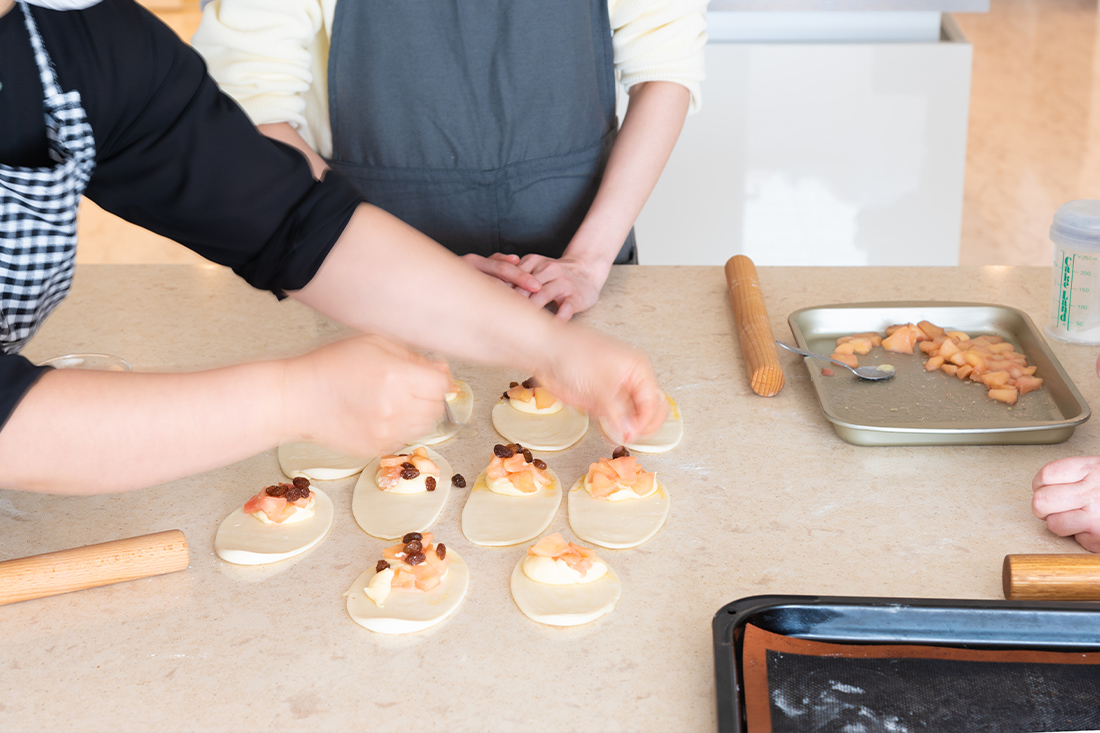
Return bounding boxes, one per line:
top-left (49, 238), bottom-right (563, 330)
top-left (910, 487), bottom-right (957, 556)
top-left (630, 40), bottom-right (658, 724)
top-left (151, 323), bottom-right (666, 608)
top-left (0, 0), bottom-right (365, 428)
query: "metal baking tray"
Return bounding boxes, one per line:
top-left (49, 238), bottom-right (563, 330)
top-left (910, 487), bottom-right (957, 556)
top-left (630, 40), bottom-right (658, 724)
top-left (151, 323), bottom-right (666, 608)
top-left (787, 302), bottom-right (1091, 446)
top-left (712, 594), bottom-right (1100, 733)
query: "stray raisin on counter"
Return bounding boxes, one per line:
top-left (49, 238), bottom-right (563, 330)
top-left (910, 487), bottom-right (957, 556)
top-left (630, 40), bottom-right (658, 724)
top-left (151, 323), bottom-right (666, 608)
top-left (452, 474), bottom-right (467, 488)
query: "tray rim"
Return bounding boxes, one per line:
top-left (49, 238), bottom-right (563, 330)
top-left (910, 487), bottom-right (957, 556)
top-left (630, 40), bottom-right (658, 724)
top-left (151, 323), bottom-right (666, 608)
top-left (712, 593), bottom-right (1100, 733)
top-left (787, 301), bottom-right (1092, 444)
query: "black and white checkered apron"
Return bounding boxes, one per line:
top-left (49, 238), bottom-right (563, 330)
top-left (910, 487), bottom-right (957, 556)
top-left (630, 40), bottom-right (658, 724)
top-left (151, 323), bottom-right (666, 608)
top-left (0, 1), bottom-right (96, 355)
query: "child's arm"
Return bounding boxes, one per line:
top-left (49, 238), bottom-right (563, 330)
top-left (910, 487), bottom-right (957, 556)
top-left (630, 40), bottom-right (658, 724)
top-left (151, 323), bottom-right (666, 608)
top-left (518, 81), bottom-right (691, 320)
top-left (1032, 456), bottom-right (1100, 552)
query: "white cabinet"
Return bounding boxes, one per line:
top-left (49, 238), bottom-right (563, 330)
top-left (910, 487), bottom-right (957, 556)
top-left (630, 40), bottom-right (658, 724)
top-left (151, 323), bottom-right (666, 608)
top-left (636, 14), bottom-right (973, 266)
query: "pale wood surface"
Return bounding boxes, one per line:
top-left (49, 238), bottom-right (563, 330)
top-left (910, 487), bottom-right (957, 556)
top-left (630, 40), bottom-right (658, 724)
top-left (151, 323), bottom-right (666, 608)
top-left (0, 530), bottom-right (189, 606)
top-left (1003, 553), bottom-right (1100, 600)
top-left (725, 255), bottom-right (785, 397)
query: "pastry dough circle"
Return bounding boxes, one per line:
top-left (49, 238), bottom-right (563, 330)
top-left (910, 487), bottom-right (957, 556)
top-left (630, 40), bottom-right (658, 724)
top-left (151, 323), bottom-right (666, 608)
top-left (214, 489), bottom-right (334, 565)
top-left (461, 469), bottom-right (562, 546)
top-left (278, 442), bottom-right (372, 481)
top-left (491, 399), bottom-right (588, 451)
top-left (509, 556), bottom-right (620, 626)
top-left (352, 446), bottom-right (452, 540)
top-left (599, 392), bottom-right (683, 454)
top-left (567, 477), bottom-right (670, 549)
top-left (415, 380), bottom-right (474, 446)
top-left (346, 550), bottom-right (470, 634)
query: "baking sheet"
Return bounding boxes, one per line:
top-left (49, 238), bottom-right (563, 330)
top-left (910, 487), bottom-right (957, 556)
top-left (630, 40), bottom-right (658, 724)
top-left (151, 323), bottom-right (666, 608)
top-left (712, 595), bottom-right (1100, 733)
top-left (787, 302), bottom-right (1091, 445)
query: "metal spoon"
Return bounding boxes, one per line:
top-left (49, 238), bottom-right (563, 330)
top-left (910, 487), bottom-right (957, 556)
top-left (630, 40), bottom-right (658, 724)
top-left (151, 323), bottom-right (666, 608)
top-left (775, 341), bottom-right (896, 381)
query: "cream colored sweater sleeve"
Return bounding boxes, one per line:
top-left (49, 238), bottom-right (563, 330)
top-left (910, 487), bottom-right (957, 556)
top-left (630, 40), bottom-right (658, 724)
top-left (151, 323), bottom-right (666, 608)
top-left (193, 0), bottom-right (707, 160)
top-left (191, 0), bottom-right (337, 156)
top-left (610, 0), bottom-right (708, 113)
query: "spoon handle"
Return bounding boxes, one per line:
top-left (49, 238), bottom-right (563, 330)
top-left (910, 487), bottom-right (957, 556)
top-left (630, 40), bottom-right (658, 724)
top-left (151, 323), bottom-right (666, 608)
top-left (774, 341), bottom-right (855, 371)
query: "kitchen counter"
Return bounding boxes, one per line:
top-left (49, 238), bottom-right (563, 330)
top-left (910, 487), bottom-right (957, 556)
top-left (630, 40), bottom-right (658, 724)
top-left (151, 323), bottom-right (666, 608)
top-left (5, 264), bottom-right (1095, 732)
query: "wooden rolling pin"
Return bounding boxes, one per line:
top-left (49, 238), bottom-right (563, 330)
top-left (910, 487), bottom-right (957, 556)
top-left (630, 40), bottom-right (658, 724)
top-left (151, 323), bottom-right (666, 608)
top-left (725, 255), bottom-right (785, 397)
top-left (1003, 554), bottom-right (1100, 601)
top-left (0, 530), bottom-right (189, 607)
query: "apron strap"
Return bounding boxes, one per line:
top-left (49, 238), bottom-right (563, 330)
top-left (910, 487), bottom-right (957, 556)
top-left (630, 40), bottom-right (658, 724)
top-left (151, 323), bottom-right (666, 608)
top-left (18, 1), bottom-right (65, 100)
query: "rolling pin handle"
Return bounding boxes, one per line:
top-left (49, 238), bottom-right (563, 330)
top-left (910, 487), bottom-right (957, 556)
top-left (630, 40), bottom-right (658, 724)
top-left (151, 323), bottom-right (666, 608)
top-left (1003, 553), bottom-right (1100, 601)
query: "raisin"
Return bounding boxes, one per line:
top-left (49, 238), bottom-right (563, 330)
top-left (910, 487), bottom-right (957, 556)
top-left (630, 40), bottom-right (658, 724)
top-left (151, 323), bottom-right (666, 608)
top-left (501, 391), bottom-right (510, 400)
top-left (400, 466), bottom-right (420, 480)
top-left (522, 377), bottom-right (538, 389)
top-left (265, 484), bottom-right (287, 498)
top-left (494, 444), bottom-right (514, 458)
top-left (436, 543), bottom-right (447, 560)
top-left (509, 381), bottom-right (520, 388)
top-left (284, 487), bottom-right (303, 502)
top-left (612, 445), bottom-right (630, 459)
top-left (452, 474), bottom-right (466, 488)
top-left (523, 449), bottom-right (533, 463)
top-left (532, 459), bottom-right (547, 470)
top-left (376, 559), bottom-right (390, 573)
top-left (405, 552), bottom-right (426, 566)
top-left (404, 539), bottom-right (423, 554)
top-left (292, 476), bottom-right (310, 491)
top-left (402, 532), bottom-right (423, 543)
top-left (401, 461), bottom-right (415, 469)
top-left (513, 443), bottom-right (524, 453)
top-left (425, 476), bottom-right (437, 492)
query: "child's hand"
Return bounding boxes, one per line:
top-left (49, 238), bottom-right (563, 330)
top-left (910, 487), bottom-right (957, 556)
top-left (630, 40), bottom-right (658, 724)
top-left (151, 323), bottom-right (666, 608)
top-left (1032, 456), bottom-right (1100, 553)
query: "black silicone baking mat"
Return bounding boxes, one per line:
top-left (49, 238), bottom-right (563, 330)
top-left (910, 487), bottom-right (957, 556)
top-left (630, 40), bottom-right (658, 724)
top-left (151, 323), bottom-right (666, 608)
top-left (713, 595), bottom-right (1100, 733)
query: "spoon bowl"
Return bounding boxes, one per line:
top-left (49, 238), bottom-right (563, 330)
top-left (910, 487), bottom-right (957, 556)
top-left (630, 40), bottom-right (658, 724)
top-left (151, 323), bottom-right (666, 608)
top-left (775, 341), bottom-right (896, 381)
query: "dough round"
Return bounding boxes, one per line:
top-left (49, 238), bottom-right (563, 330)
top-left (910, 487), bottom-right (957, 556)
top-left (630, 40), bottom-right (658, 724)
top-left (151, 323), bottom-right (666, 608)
top-left (346, 550), bottom-right (470, 634)
top-left (599, 392), bottom-right (683, 454)
top-left (491, 400), bottom-right (588, 451)
top-left (352, 446), bottom-right (452, 539)
top-left (278, 442), bottom-right (373, 481)
top-left (461, 469), bottom-right (562, 546)
top-left (567, 477), bottom-right (670, 549)
top-left (414, 380), bottom-right (474, 446)
top-left (509, 556), bottom-right (620, 626)
top-left (214, 489), bottom-right (334, 565)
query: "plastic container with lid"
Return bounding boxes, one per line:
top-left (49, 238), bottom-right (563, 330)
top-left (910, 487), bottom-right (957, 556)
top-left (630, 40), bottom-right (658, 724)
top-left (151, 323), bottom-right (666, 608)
top-left (1048, 200), bottom-right (1100, 344)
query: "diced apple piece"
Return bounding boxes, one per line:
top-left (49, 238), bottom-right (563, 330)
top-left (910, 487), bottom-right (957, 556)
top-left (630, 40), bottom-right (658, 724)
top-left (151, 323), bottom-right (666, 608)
top-left (946, 331), bottom-right (970, 341)
top-left (854, 332), bottom-right (883, 347)
top-left (988, 342), bottom-right (1015, 354)
top-left (509, 471), bottom-right (538, 494)
top-left (949, 352), bottom-right (968, 367)
top-left (919, 340), bottom-right (939, 355)
top-left (632, 471), bottom-right (656, 497)
top-left (507, 385), bottom-right (533, 402)
top-left (830, 353), bottom-right (859, 368)
top-left (1023, 366), bottom-right (1037, 376)
top-left (836, 335), bottom-right (854, 346)
top-left (885, 324), bottom-right (907, 336)
top-left (882, 328), bottom-right (915, 354)
top-left (848, 337), bottom-right (874, 355)
top-left (834, 342), bottom-right (857, 355)
top-left (988, 387), bottom-right (1018, 405)
top-left (608, 456), bottom-right (638, 481)
top-left (956, 364), bottom-right (974, 379)
top-left (938, 339), bottom-right (961, 359)
top-left (1016, 375), bottom-right (1044, 395)
top-left (918, 320), bottom-right (945, 339)
top-left (908, 324), bottom-right (930, 342)
top-left (980, 371), bottom-right (1011, 389)
top-left (941, 364), bottom-right (959, 376)
top-left (533, 387), bottom-right (557, 409)
top-left (925, 355), bottom-right (945, 371)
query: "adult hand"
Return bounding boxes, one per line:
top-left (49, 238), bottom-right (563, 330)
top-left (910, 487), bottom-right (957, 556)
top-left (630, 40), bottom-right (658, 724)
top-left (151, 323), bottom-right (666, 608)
top-left (1032, 456), bottom-right (1100, 553)
top-left (517, 254), bottom-right (610, 322)
top-left (283, 334), bottom-right (453, 458)
top-left (462, 252), bottom-right (543, 294)
top-left (533, 324), bottom-right (665, 442)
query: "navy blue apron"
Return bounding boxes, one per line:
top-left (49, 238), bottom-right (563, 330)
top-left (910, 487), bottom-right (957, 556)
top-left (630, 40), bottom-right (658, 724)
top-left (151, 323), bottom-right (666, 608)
top-left (326, 0), bottom-right (636, 263)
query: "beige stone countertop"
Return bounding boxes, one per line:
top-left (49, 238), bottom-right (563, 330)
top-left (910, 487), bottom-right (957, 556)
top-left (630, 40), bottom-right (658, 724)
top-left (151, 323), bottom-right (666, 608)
top-left (4, 264), bottom-right (1096, 732)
